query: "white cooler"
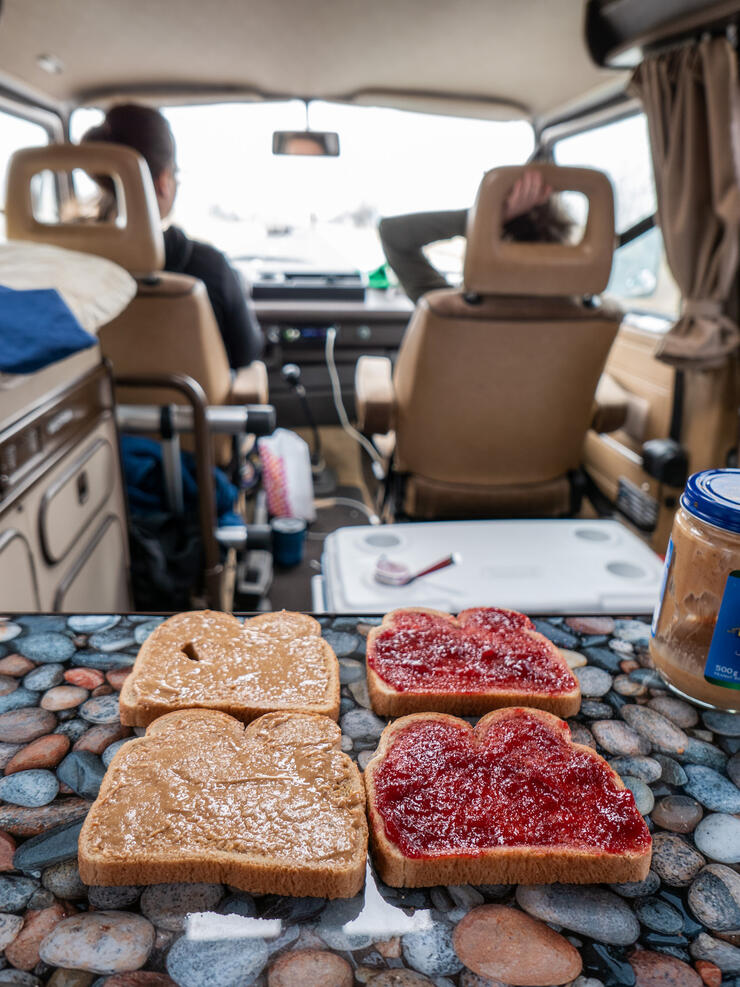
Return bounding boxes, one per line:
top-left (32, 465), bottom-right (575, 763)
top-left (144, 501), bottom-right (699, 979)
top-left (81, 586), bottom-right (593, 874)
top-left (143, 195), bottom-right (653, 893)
top-left (318, 519), bottom-right (664, 615)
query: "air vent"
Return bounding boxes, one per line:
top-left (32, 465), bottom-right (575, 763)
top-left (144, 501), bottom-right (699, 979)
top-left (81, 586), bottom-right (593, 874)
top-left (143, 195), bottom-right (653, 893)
top-left (616, 477), bottom-right (659, 532)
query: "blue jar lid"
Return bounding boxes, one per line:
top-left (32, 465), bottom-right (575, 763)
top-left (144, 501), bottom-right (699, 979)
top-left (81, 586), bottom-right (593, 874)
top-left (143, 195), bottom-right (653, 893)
top-left (682, 469), bottom-right (740, 534)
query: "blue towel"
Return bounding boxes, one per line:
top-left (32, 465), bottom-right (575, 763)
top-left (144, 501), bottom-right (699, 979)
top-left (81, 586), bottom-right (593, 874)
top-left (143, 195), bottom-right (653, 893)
top-left (0, 285), bottom-right (97, 374)
top-left (120, 435), bottom-right (242, 527)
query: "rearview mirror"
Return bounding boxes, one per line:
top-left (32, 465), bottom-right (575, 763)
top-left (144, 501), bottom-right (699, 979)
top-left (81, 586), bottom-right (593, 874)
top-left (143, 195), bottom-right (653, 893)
top-left (272, 131), bottom-right (340, 157)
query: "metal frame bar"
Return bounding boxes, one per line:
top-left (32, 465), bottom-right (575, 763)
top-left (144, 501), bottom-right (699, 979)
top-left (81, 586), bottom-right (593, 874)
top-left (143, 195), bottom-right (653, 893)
top-left (115, 373), bottom-right (222, 609)
top-left (115, 403), bottom-right (275, 435)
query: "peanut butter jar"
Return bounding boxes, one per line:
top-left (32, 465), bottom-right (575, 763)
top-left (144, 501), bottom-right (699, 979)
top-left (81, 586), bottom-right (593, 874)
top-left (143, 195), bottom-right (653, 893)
top-left (651, 469), bottom-right (740, 711)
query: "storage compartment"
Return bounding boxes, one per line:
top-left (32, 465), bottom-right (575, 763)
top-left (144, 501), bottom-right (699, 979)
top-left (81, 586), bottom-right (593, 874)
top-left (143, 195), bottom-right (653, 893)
top-left (0, 361), bottom-right (131, 612)
top-left (0, 530), bottom-right (40, 610)
top-left (54, 515), bottom-right (129, 611)
top-left (40, 438), bottom-right (114, 563)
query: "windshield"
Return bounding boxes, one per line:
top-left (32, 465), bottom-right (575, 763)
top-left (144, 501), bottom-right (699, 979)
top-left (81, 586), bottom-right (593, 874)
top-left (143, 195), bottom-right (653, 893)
top-left (71, 101), bottom-right (534, 279)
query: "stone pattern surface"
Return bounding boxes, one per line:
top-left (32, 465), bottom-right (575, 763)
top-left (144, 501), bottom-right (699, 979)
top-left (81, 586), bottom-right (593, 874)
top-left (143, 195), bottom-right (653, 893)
top-left (0, 613), bottom-right (737, 986)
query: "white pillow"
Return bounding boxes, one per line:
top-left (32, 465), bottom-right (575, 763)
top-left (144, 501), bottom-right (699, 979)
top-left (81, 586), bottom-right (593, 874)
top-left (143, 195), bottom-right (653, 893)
top-left (0, 240), bottom-right (136, 334)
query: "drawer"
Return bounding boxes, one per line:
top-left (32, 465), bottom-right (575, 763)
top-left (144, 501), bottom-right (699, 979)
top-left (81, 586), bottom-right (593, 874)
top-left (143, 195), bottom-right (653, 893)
top-left (40, 438), bottom-right (114, 564)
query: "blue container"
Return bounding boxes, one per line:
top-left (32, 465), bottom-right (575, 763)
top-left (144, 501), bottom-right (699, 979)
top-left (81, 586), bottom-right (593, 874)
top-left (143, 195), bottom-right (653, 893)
top-left (272, 517), bottom-right (307, 567)
top-left (681, 468), bottom-right (740, 533)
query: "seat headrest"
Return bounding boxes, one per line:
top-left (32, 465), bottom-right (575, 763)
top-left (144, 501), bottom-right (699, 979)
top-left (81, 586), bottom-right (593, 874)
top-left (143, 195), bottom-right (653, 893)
top-left (463, 164), bottom-right (615, 297)
top-left (5, 142), bottom-right (165, 276)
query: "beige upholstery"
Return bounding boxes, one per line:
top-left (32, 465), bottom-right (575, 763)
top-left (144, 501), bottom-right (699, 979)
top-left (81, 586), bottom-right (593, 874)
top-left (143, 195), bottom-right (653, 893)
top-left (99, 275), bottom-right (263, 462)
top-left (229, 361), bottom-right (269, 405)
top-left (5, 142), bottom-right (268, 463)
top-left (357, 359), bottom-right (630, 445)
top-left (464, 164), bottom-right (615, 297)
top-left (355, 355), bottom-right (394, 435)
top-left (99, 275), bottom-right (234, 408)
top-left (358, 164), bottom-right (622, 519)
top-left (591, 373), bottom-right (631, 435)
top-left (6, 143), bottom-right (164, 275)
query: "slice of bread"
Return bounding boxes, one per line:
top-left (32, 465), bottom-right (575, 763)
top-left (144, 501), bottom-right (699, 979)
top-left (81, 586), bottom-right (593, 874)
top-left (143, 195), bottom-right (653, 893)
top-left (366, 607), bottom-right (580, 717)
top-left (79, 709), bottom-right (368, 899)
top-left (364, 707), bottom-right (651, 887)
top-left (119, 610), bottom-right (340, 727)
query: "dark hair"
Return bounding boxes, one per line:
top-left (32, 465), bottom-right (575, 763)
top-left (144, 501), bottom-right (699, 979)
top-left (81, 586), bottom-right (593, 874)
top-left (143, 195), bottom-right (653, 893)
top-left (81, 103), bottom-right (176, 182)
top-left (504, 196), bottom-right (575, 244)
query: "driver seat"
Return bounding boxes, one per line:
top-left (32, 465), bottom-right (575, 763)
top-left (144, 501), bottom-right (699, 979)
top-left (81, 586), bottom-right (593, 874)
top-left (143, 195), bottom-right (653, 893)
top-left (355, 163), bottom-right (623, 518)
top-left (5, 142), bottom-right (268, 462)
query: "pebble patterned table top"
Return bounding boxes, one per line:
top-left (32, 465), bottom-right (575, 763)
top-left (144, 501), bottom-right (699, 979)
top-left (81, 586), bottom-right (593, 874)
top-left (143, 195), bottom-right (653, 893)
top-left (0, 613), bottom-right (738, 987)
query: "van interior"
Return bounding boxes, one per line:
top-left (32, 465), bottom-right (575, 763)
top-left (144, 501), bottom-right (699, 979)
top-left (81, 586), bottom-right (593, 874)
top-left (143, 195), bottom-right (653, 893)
top-left (0, 0), bottom-right (738, 617)
top-left (5, 4), bottom-right (740, 987)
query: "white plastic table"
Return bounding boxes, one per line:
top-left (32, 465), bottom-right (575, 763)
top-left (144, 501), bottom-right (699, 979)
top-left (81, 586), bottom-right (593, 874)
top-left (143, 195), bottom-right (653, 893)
top-left (318, 519), bottom-right (664, 615)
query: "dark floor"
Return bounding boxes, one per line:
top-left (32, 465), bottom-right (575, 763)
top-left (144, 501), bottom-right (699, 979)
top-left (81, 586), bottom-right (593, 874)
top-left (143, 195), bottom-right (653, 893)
top-left (261, 486), bottom-right (369, 611)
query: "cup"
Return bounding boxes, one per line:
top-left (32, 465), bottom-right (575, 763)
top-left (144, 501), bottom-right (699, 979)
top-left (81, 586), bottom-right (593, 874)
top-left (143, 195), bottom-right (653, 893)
top-left (271, 517), bottom-right (307, 567)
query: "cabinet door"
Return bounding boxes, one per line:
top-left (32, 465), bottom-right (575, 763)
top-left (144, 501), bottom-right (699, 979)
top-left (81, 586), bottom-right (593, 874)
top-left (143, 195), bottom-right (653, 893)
top-left (53, 515), bottom-right (129, 612)
top-left (40, 438), bottom-right (114, 563)
top-left (0, 530), bottom-right (40, 610)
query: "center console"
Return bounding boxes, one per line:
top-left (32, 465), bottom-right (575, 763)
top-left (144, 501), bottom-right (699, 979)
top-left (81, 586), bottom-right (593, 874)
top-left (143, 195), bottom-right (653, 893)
top-left (253, 288), bottom-right (413, 426)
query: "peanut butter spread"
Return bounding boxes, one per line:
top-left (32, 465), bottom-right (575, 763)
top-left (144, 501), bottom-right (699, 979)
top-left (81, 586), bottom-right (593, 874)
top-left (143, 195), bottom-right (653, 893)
top-left (651, 507), bottom-right (740, 710)
top-left (80, 710), bottom-right (367, 865)
top-left (121, 611), bottom-right (339, 724)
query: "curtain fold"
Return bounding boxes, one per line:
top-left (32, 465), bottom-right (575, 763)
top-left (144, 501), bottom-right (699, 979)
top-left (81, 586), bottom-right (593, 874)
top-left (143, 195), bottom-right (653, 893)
top-left (631, 37), bottom-right (740, 370)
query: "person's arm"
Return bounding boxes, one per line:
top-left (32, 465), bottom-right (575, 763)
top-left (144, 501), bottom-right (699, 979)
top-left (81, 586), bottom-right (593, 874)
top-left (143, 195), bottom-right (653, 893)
top-left (378, 209), bottom-right (468, 303)
top-left (215, 261), bottom-right (265, 369)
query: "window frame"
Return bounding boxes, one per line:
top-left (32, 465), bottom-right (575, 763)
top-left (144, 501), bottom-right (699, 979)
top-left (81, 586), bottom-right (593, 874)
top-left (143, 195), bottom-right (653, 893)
top-left (538, 97), bottom-right (681, 322)
top-left (0, 90), bottom-right (65, 230)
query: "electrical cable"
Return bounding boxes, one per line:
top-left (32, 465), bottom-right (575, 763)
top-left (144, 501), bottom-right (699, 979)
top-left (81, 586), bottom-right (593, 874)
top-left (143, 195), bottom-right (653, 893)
top-left (324, 327), bottom-right (386, 479)
top-left (314, 496), bottom-right (380, 525)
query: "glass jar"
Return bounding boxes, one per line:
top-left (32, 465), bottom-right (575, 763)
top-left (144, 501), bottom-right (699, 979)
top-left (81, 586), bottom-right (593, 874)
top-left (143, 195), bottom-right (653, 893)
top-left (651, 469), bottom-right (740, 711)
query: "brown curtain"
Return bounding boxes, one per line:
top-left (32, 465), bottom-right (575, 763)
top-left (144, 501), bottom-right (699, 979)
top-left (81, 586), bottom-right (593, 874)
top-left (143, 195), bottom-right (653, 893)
top-left (631, 37), bottom-right (740, 370)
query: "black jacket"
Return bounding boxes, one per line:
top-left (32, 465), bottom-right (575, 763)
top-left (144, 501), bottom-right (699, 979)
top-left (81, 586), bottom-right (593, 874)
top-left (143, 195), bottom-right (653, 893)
top-left (163, 226), bottom-right (263, 369)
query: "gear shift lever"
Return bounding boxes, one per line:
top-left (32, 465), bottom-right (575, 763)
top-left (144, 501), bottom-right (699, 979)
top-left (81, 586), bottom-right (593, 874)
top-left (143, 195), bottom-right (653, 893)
top-left (281, 362), bottom-right (336, 495)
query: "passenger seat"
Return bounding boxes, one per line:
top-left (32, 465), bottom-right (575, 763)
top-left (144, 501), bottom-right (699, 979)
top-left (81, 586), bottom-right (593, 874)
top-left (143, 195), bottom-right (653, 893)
top-left (5, 142), bottom-right (268, 463)
top-left (355, 164), bottom-right (624, 519)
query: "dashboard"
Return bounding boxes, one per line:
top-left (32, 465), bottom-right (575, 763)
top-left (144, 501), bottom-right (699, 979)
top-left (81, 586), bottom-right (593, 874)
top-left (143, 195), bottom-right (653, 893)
top-left (251, 288), bottom-right (413, 427)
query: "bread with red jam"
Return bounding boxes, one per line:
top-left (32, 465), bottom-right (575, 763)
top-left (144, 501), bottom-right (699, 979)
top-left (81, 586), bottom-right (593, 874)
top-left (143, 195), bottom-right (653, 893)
top-left (366, 607), bottom-right (581, 718)
top-left (364, 706), bottom-right (652, 887)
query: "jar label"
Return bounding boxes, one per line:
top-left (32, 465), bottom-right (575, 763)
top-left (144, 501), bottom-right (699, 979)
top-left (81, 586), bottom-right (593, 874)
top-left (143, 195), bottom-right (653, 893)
top-left (651, 537), bottom-right (674, 638)
top-left (705, 570), bottom-right (740, 690)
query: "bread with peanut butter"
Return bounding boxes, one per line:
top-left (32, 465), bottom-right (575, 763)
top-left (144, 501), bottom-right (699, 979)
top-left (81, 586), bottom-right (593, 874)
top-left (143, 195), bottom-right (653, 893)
top-left (366, 607), bottom-right (581, 717)
top-left (119, 610), bottom-right (340, 727)
top-left (78, 709), bottom-right (368, 898)
top-left (364, 706), bottom-right (652, 887)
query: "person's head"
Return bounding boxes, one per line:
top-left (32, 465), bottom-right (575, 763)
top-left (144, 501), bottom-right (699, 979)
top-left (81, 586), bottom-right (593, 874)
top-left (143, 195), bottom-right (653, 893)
top-left (281, 134), bottom-right (326, 156)
top-left (503, 198), bottom-right (575, 244)
top-left (81, 103), bottom-right (177, 219)
top-left (498, 169), bottom-right (575, 245)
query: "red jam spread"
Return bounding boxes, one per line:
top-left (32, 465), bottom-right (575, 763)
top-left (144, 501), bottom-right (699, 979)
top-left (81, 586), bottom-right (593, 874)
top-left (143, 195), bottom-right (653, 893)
top-left (369, 608), bottom-right (577, 695)
top-left (372, 712), bottom-right (651, 858)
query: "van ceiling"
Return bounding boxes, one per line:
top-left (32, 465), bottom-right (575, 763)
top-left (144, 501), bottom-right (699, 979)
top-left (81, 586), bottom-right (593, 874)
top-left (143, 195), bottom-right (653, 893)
top-left (0, 0), bottom-right (624, 121)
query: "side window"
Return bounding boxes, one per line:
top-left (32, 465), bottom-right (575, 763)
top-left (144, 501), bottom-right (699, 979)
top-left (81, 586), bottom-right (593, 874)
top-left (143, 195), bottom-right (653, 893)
top-left (0, 110), bottom-right (52, 240)
top-left (553, 113), bottom-right (680, 320)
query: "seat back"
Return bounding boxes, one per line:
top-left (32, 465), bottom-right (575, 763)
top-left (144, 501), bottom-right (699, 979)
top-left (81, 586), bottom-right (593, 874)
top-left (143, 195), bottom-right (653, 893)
top-left (393, 163), bottom-right (621, 519)
top-left (99, 275), bottom-right (232, 408)
top-left (5, 142), bottom-right (234, 408)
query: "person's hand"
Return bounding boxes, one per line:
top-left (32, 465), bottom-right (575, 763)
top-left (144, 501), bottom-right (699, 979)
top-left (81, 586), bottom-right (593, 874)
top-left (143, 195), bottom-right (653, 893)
top-left (503, 170), bottom-right (553, 222)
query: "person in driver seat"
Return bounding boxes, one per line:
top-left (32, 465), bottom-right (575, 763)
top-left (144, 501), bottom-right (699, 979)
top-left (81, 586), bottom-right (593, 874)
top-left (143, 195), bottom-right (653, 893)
top-left (82, 103), bottom-right (263, 370)
top-left (379, 169), bottom-right (573, 303)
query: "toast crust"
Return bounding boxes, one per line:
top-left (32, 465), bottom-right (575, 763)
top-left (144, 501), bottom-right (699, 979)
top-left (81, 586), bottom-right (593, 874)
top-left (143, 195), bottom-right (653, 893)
top-left (363, 707), bottom-right (652, 888)
top-left (120, 610), bottom-right (340, 727)
top-left (79, 709), bottom-right (367, 899)
top-left (366, 607), bottom-right (580, 718)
